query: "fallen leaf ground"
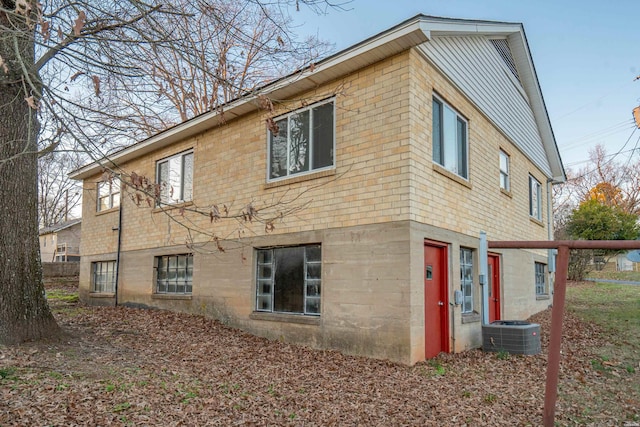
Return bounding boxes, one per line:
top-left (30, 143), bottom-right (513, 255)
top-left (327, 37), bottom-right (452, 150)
top-left (0, 280), bottom-right (638, 426)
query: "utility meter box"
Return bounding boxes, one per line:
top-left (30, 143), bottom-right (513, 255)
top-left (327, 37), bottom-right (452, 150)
top-left (482, 320), bottom-right (541, 355)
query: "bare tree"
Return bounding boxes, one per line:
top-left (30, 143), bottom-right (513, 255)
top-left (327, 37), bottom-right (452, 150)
top-left (114, 0), bottom-right (332, 134)
top-left (38, 151), bottom-right (82, 227)
top-left (0, 0), bottom-right (347, 344)
top-left (554, 144), bottom-right (640, 231)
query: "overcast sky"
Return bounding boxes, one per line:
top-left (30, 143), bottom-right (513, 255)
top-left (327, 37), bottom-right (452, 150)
top-left (291, 0), bottom-right (640, 172)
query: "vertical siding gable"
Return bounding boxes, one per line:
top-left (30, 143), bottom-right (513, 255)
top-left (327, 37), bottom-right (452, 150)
top-left (418, 35), bottom-right (552, 177)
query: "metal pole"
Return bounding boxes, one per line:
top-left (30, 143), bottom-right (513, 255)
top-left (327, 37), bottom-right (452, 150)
top-left (543, 244), bottom-right (569, 426)
top-left (487, 240), bottom-right (640, 425)
top-left (114, 198), bottom-right (123, 307)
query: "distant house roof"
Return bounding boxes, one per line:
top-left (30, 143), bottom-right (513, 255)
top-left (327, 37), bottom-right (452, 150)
top-left (70, 14), bottom-right (565, 183)
top-left (39, 218), bottom-right (82, 236)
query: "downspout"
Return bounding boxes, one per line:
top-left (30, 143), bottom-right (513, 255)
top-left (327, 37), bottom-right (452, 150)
top-left (546, 179), bottom-right (556, 294)
top-left (479, 231), bottom-right (489, 324)
top-left (113, 199), bottom-right (123, 307)
top-left (449, 301), bottom-right (456, 352)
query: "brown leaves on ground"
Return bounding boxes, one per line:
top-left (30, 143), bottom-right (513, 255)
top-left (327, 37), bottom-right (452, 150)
top-left (0, 282), bottom-right (638, 426)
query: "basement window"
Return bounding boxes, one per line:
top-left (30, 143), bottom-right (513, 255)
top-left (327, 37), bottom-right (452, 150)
top-left (255, 245), bottom-right (321, 315)
top-left (535, 262), bottom-right (547, 296)
top-left (155, 254), bottom-right (193, 295)
top-left (460, 248), bottom-right (474, 314)
top-left (91, 261), bottom-right (116, 293)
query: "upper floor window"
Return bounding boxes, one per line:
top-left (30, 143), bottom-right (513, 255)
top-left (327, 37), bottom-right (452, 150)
top-left (499, 150), bottom-right (510, 191)
top-left (529, 175), bottom-right (542, 220)
top-left (256, 244), bottom-right (321, 315)
top-left (156, 150), bottom-right (194, 205)
top-left (460, 248), bottom-right (474, 314)
top-left (432, 96), bottom-right (468, 179)
top-left (535, 262), bottom-right (547, 295)
top-left (268, 99), bottom-right (334, 181)
top-left (97, 178), bottom-right (120, 212)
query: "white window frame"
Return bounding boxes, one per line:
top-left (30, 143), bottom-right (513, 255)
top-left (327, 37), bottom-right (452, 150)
top-left (499, 150), bottom-right (510, 191)
top-left (535, 262), bottom-right (547, 295)
top-left (432, 95), bottom-right (469, 179)
top-left (529, 175), bottom-right (542, 220)
top-left (55, 243), bottom-right (67, 262)
top-left (156, 150), bottom-right (194, 206)
top-left (267, 99), bottom-right (335, 182)
top-left (154, 254), bottom-right (193, 295)
top-left (255, 245), bottom-right (321, 316)
top-left (97, 178), bottom-right (120, 212)
top-left (91, 261), bottom-right (116, 293)
top-left (460, 248), bottom-right (474, 314)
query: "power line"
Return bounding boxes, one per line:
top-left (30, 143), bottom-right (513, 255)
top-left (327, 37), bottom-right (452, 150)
top-left (560, 119), bottom-right (635, 152)
top-left (563, 127), bottom-right (639, 179)
top-left (553, 80), bottom-right (637, 121)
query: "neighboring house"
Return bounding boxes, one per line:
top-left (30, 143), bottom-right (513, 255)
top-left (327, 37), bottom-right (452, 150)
top-left (71, 15), bottom-right (565, 365)
top-left (615, 254), bottom-right (634, 272)
top-left (39, 218), bottom-right (82, 263)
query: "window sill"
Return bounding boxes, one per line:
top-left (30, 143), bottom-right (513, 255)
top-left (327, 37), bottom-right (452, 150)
top-left (264, 168), bottom-right (335, 189)
top-left (529, 216), bottom-right (544, 227)
top-left (96, 206), bottom-right (119, 216)
top-left (152, 201), bottom-right (194, 214)
top-left (461, 311), bottom-right (481, 324)
top-left (432, 164), bottom-right (472, 189)
top-left (89, 292), bottom-right (115, 298)
top-left (500, 188), bottom-right (512, 198)
top-left (250, 311), bottom-right (321, 325)
top-left (536, 294), bottom-right (550, 301)
top-left (152, 294), bottom-right (192, 300)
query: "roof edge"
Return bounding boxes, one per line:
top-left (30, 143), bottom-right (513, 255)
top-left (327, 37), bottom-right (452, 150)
top-left (70, 14), bottom-right (432, 181)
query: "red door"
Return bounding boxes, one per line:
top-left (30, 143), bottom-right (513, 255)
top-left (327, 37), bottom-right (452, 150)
top-left (488, 254), bottom-right (501, 322)
top-left (424, 241), bottom-right (449, 358)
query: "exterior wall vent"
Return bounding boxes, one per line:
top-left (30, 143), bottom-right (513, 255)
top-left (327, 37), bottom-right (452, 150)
top-left (490, 39), bottom-right (520, 81)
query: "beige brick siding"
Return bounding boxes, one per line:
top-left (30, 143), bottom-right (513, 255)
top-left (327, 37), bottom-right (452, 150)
top-left (408, 49), bottom-right (549, 241)
top-left (79, 47), bottom-right (555, 364)
top-left (81, 49), bottom-right (550, 255)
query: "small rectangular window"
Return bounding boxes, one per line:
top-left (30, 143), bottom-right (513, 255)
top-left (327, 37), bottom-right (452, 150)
top-left (499, 150), bottom-right (510, 191)
top-left (256, 245), bottom-right (321, 315)
top-left (432, 96), bottom-right (468, 179)
top-left (97, 178), bottom-right (120, 212)
top-left (156, 150), bottom-right (194, 206)
top-left (155, 254), bottom-right (193, 295)
top-left (268, 100), bottom-right (334, 181)
top-left (92, 261), bottom-right (116, 293)
top-left (529, 175), bottom-right (542, 220)
top-left (535, 262), bottom-right (547, 295)
top-left (460, 248), bottom-right (474, 314)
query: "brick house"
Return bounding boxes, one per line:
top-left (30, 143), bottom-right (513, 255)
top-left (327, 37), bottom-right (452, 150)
top-left (71, 15), bottom-right (565, 364)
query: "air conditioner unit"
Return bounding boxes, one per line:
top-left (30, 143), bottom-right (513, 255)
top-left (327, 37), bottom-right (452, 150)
top-left (482, 320), bottom-right (541, 355)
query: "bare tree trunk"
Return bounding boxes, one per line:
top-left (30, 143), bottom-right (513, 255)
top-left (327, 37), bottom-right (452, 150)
top-left (0, 2), bottom-right (61, 344)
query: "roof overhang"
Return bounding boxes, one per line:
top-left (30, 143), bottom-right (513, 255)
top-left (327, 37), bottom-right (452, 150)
top-left (38, 218), bottom-right (82, 235)
top-left (70, 15), bottom-right (432, 180)
top-left (71, 14), bottom-right (565, 183)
